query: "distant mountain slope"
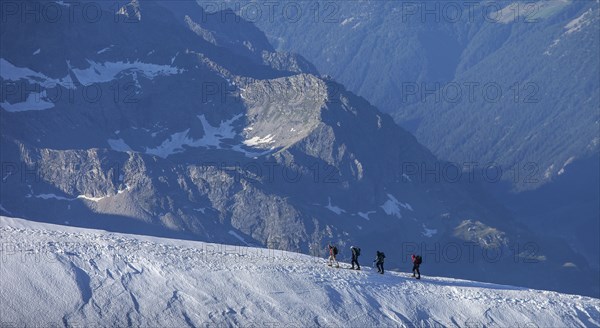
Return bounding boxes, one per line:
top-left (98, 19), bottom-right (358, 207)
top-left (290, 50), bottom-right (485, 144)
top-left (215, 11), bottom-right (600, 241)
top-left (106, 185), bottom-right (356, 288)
top-left (1, 216), bottom-right (599, 327)
top-left (233, 0), bottom-right (600, 189)
top-left (1, 0), bottom-right (597, 297)
top-left (225, 0), bottom-right (600, 297)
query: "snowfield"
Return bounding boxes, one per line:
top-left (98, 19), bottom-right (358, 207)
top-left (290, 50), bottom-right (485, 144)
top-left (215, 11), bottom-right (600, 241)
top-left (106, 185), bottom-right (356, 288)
top-left (1, 216), bottom-right (598, 328)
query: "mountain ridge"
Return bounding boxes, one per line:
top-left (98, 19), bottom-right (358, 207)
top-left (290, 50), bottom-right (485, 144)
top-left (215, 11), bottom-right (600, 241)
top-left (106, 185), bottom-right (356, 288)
top-left (2, 215), bottom-right (599, 327)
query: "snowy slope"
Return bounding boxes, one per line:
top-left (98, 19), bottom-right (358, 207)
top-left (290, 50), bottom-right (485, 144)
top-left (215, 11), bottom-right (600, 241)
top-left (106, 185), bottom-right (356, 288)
top-left (1, 216), bottom-right (598, 328)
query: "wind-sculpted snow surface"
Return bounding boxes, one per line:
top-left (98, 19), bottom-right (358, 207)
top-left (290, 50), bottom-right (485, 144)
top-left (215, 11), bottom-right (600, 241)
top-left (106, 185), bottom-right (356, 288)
top-left (1, 217), bottom-right (598, 328)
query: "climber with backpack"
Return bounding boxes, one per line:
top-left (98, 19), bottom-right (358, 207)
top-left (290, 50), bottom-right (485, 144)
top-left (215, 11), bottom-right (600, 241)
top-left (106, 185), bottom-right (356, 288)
top-left (328, 243), bottom-right (339, 268)
top-left (374, 251), bottom-right (385, 274)
top-left (411, 254), bottom-right (422, 279)
top-left (350, 246), bottom-right (361, 270)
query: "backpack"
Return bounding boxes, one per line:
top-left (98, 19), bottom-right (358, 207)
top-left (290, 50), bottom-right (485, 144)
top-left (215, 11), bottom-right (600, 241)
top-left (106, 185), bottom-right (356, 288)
top-left (415, 255), bottom-right (422, 264)
top-left (381, 252), bottom-right (385, 259)
top-left (356, 247), bottom-right (361, 256)
top-left (333, 246), bottom-right (338, 255)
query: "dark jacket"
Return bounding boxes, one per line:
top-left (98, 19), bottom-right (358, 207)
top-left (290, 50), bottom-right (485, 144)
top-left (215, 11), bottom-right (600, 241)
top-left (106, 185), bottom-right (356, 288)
top-left (375, 251), bottom-right (385, 263)
top-left (412, 254), bottom-right (422, 265)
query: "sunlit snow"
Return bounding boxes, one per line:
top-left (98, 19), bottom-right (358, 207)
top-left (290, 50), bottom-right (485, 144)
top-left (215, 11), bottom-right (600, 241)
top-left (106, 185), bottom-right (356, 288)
top-left (1, 216), bottom-right (598, 328)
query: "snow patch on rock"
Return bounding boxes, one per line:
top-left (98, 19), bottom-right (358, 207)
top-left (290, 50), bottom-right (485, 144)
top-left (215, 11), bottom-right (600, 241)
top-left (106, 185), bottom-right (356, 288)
top-left (357, 211), bottom-right (376, 221)
top-left (243, 134), bottom-right (275, 147)
top-left (96, 45), bottom-right (114, 54)
top-left (325, 197), bottom-right (345, 215)
top-left (107, 138), bottom-right (133, 152)
top-left (0, 58), bottom-right (74, 88)
top-left (558, 156), bottom-right (576, 175)
top-left (145, 129), bottom-right (194, 158)
top-left (71, 60), bottom-right (182, 85)
top-left (145, 115), bottom-right (243, 158)
top-left (422, 224), bottom-right (438, 238)
top-left (1, 91), bottom-right (55, 112)
top-left (565, 8), bottom-right (594, 34)
top-left (380, 194), bottom-right (413, 219)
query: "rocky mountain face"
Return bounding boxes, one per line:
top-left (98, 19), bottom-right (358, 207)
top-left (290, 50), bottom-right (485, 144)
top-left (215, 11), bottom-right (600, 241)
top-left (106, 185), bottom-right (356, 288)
top-left (232, 0), bottom-right (599, 190)
top-left (0, 0), bottom-right (597, 297)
